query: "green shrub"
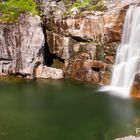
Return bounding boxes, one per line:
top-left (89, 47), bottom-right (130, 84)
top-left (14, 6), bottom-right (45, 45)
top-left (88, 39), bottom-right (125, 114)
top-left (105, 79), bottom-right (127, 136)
top-left (64, 0), bottom-right (106, 16)
top-left (71, 0), bottom-right (92, 10)
top-left (0, 0), bottom-right (38, 22)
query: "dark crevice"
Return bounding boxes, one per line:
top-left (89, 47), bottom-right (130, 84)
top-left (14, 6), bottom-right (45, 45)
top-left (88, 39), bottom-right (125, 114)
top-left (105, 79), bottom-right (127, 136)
top-left (91, 67), bottom-right (100, 72)
top-left (72, 36), bottom-right (92, 42)
top-left (42, 24), bottom-right (53, 66)
top-left (0, 58), bottom-right (13, 61)
top-left (42, 24), bottom-right (64, 67)
top-left (11, 72), bottom-right (30, 78)
top-left (52, 54), bottom-right (65, 63)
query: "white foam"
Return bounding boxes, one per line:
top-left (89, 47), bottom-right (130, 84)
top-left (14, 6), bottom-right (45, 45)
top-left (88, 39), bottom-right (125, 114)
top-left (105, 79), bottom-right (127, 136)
top-left (105, 5), bottom-right (140, 98)
top-left (100, 86), bottom-right (130, 99)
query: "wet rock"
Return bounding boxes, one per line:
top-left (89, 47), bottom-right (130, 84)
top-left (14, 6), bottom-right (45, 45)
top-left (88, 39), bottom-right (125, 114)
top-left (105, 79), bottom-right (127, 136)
top-left (104, 42), bottom-right (119, 64)
top-left (115, 136), bottom-right (140, 140)
top-left (131, 73), bottom-right (140, 98)
top-left (103, 6), bottom-right (127, 42)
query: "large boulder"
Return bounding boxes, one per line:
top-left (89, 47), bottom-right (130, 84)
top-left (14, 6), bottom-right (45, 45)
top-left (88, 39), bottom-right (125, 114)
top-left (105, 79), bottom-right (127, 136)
top-left (36, 65), bottom-right (63, 79)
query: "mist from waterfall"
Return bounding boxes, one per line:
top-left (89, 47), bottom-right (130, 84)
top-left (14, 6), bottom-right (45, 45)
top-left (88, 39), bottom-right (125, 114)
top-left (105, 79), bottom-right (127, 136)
top-left (101, 5), bottom-right (140, 98)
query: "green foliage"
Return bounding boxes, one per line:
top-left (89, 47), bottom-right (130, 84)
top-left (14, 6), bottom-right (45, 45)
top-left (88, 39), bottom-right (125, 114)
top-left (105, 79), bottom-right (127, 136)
top-left (71, 0), bottom-right (92, 10)
top-left (0, 0), bottom-right (38, 22)
top-left (64, 0), bottom-right (106, 16)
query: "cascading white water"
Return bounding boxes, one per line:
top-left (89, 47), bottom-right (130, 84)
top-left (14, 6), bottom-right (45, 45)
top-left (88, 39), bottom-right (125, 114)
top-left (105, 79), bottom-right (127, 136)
top-left (102, 5), bottom-right (140, 98)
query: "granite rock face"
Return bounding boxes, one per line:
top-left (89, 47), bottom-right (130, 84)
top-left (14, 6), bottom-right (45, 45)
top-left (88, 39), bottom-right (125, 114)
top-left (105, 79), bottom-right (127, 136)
top-left (0, 15), bottom-right (44, 78)
top-left (0, 14), bottom-right (64, 79)
top-left (0, 0), bottom-right (131, 82)
top-left (39, 0), bottom-right (128, 84)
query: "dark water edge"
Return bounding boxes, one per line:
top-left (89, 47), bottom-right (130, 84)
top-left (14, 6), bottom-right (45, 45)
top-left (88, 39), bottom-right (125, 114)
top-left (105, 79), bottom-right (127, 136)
top-left (0, 77), bottom-right (140, 140)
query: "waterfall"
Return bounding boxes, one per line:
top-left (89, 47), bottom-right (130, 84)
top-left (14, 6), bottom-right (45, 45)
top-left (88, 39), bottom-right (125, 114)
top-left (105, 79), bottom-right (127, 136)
top-left (102, 5), bottom-right (140, 98)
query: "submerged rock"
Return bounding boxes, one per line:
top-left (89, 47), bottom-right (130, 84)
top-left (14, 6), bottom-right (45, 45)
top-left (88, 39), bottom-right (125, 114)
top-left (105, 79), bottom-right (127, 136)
top-left (115, 136), bottom-right (140, 140)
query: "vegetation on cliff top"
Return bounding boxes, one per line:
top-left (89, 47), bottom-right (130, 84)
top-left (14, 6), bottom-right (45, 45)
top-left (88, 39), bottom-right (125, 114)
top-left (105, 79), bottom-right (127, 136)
top-left (0, 0), bottom-right (38, 22)
top-left (64, 0), bottom-right (106, 16)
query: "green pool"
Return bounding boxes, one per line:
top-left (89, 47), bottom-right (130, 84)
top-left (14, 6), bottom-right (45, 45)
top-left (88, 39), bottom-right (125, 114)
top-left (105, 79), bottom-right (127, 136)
top-left (0, 77), bottom-right (139, 140)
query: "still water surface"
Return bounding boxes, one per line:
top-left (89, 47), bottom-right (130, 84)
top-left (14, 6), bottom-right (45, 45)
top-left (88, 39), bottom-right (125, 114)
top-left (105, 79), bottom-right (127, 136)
top-left (0, 77), bottom-right (140, 140)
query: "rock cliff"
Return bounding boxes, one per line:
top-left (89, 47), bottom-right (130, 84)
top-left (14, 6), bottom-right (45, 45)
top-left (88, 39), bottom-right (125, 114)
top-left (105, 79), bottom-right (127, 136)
top-left (38, 0), bottom-right (128, 84)
top-left (0, 15), bottom-right (44, 78)
top-left (0, 0), bottom-right (131, 83)
top-left (0, 13), bottom-right (63, 79)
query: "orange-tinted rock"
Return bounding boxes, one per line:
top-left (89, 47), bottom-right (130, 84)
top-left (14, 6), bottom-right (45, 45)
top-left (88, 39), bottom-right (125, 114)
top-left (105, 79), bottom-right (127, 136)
top-left (103, 6), bottom-right (127, 42)
top-left (45, 4), bottom-right (127, 43)
top-left (131, 74), bottom-right (140, 98)
top-left (44, 3), bottom-right (129, 84)
top-left (65, 59), bottom-right (112, 84)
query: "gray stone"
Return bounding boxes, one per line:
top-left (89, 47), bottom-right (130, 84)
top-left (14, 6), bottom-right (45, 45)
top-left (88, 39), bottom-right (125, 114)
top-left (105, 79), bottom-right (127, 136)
top-left (0, 14), bottom-right (44, 78)
top-left (36, 65), bottom-right (63, 79)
